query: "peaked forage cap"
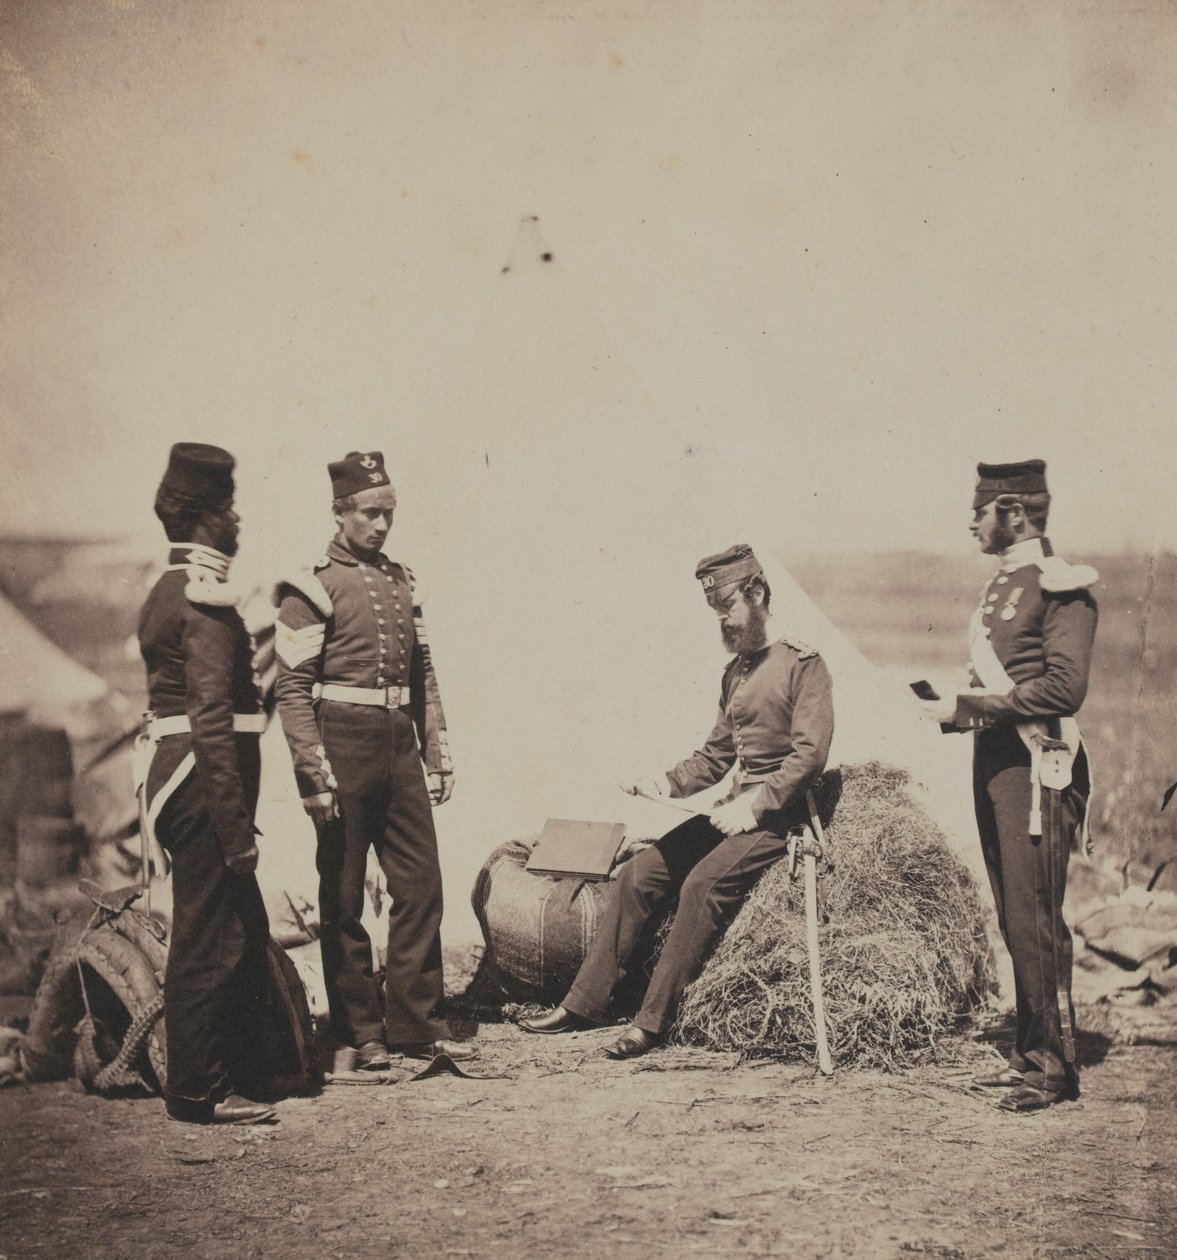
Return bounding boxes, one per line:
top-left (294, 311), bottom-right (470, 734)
top-left (695, 544), bottom-right (764, 591)
top-left (973, 459), bottom-right (1048, 508)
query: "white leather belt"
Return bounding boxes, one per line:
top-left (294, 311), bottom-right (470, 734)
top-left (318, 683), bottom-right (411, 710)
top-left (149, 713), bottom-right (266, 738)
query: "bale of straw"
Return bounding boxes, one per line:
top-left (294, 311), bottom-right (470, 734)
top-left (673, 762), bottom-right (995, 1068)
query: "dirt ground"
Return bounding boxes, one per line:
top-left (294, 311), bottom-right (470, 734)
top-left (1, 998), bottom-right (1174, 1260)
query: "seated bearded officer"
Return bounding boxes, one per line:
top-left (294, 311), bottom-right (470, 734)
top-left (522, 544), bottom-right (834, 1058)
top-left (274, 451), bottom-right (470, 1069)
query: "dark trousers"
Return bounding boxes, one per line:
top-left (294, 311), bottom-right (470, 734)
top-left (316, 702), bottom-right (447, 1047)
top-left (974, 726), bottom-right (1082, 1092)
top-left (157, 768), bottom-right (271, 1105)
top-left (565, 811), bottom-right (798, 1037)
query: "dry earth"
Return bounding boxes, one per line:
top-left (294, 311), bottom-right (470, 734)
top-left (1, 1006), bottom-right (1174, 1260)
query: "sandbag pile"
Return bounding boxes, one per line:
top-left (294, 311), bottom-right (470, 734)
top-left (1072, 884), bottom-right (1177, 1044)
top-left (673, 763), bottom-right (994, 1068)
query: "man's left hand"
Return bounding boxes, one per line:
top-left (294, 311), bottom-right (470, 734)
top-left (917, 697), bottom-right (958, 727)
top-left (428, 772), bottom-right (453, 806)
top-left (710, 793), bottom-right (760, 837)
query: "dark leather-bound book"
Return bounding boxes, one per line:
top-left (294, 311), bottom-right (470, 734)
top-left (524, 818), bottom-right (627, 881)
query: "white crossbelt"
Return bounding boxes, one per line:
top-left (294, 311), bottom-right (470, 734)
top-left (148, 713), bottom-right (267, 738)
top-left (317, 683), bottom-right (411, 709)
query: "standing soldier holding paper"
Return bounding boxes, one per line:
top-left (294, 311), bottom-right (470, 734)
top-left (274, 451), bottom-right (471, 1069)
top-left (918, 459), bottom-right (1097, 1113)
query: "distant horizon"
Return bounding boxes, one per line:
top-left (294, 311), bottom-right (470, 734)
top-left (0, 530), bottom-right (1171, 562)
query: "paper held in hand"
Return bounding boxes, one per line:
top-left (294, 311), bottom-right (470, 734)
top-left (524, 818), bottom-right (627, 881)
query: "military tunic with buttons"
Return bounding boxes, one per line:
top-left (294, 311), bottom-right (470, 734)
top-left (274, 537), bottom-right (452, 1048)
top-left (950, 535), bottom-right (1097, 1093)
top-left (138, 547), bottom-right (271, 1109)
top-left (564, 635), bottom-right (834, 1037)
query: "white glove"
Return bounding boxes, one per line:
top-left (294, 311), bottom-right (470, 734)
top-left (709, 792), bottom-right (760, 837)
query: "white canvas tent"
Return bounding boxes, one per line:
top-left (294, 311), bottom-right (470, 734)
top-left (0, 589), bottom-right (141, 844)
top-left (354, 217), bottom-right (990, 941)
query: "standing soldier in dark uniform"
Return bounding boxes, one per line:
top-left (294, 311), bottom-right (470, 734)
top-left (274, 451), bottom-right (471, 1068)
top-left (138, 443), bottom-right (276, 1125)
top-left (522, 544), bottom-right (834, 1059)
top-left (919, 460), bottom-right (1097, 1113)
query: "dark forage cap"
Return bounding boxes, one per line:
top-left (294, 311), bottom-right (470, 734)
top-left (695, 543), bottom-right (764, 591)
top-left (329, 450), bottom-right (394, 500)
top-left (973, 459), bottom-right (1048, 509)
top-left (159, 443), bottom-right (235, 505)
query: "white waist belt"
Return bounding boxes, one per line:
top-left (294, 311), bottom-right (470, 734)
top-left (149, 713), bottom-right (266, 738)
top-left (318, 683), bottom-right (411, 709)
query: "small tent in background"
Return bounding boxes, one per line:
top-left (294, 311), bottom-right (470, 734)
top-left (0, 589), bottom-right (140, 852)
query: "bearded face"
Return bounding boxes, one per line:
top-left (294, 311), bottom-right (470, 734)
top-left (709, 585), bottom-right (770, 654)
top-left (197, 499), bottom-right (241, 557)
top-left (971, 501), bottom-right (1019, 556)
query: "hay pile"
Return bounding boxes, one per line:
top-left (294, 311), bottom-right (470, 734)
top-left (673, 762), bottom-right (994, 1068)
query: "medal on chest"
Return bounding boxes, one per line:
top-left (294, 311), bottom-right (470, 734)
top-left (1000, 586), bottom-right (1024, 621)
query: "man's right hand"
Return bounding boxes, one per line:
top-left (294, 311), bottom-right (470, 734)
top-left (620, 776), bottom-right (667, 799)
top-left (303, 791), bottom-right (339, 828)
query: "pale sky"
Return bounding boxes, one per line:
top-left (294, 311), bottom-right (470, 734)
top-left (3, 0), bottom-right (1176, 560)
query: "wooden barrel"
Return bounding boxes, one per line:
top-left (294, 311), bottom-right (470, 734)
top-left (470, 839), bottom-right (624, 1003)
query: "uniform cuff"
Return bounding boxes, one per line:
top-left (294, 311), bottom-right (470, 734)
top-left (952, 693), bottom-right (991, 731)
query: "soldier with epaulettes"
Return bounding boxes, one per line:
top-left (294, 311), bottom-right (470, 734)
top-left (137, 443), bottom-right (276, 1126)
top-left (919, 459), bottom-right (1097, 1113)
top-left (274, 451), bottom-right (472, 1069)
top-left (522, 544), bottom-right (835, 1058)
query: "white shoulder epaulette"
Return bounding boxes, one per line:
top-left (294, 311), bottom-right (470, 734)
top-left (1036, 555), bottom-right (1099, 593)
top-left (779, 634), bottom-right (819, 659)
top-left (185, 572), bottom-right (240, 608)
top-left (276, 569), bottom-right (333, 617)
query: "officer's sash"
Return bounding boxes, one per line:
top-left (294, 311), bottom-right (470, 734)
top-left (968, 609), bottom-right (1084, 840)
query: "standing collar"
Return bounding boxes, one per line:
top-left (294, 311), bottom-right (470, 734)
top-left (166, 544), bottom-right (231, 577)
top-left (999, 536), bottom-right (1049, 572)
top-left (326, 536), bottom-right (390, 568)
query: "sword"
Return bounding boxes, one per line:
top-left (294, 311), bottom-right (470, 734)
top-left (787, 788), bottom-right (834, 1076)
top-left (629, 787), bottom-right (702, 815)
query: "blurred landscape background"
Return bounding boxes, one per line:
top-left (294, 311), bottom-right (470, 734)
top-left (3, 536), bottom-right (1172, 943)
